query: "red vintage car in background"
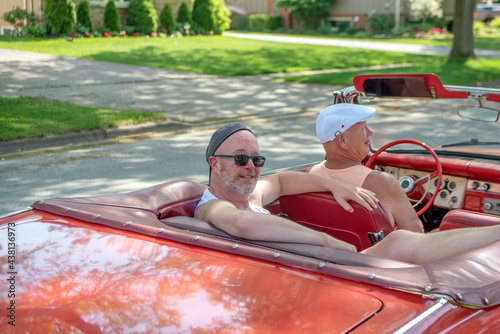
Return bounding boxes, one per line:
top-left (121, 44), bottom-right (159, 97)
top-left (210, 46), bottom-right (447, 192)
top-left (2, 74), bottom-right (500, 333)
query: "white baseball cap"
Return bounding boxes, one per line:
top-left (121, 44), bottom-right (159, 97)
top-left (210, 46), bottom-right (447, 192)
top-left (316, 103), bottom-right (376, 143)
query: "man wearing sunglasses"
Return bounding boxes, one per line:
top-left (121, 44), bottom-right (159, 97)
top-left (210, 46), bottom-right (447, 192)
top-left (194, 123), bottom-right (379, 252)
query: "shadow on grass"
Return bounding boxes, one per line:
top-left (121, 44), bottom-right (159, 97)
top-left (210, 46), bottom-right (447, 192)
top-left (85, 44), bottom-right (431, 76)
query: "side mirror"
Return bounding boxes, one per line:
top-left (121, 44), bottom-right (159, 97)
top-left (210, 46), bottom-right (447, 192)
top-left (457, 106), bottom-right (500, 122)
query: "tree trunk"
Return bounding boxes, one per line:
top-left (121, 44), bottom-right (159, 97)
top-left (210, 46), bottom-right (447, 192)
top-left (449, 0), bottom-right (476, 59)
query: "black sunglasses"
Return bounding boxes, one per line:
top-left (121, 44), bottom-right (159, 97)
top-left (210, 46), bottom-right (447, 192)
top-left (215, 154), bottom-right (266, 167)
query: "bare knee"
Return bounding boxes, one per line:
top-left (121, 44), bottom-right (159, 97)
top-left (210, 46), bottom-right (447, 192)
top-left (364, 230), bottom-right (420, 263)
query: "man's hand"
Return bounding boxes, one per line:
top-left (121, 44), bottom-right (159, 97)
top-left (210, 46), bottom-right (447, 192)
top-left (327, 179), bottom-right (378, 213)
top-left (321, 233), bottom-right (358, 252)
top-left (256, 172), bottom-right (379, 212)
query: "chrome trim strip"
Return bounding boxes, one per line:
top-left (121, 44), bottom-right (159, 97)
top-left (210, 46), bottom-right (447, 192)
top-left (393, 297), bottom-right (450, 334)
top-left (0, 207), bottom-right (32, 220)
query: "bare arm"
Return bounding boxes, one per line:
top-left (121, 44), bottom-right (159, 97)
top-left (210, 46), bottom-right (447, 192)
top-left (363, 171), bottom-right (424, 233)
top-left (194, 199), bottom-right (357, 252)
top-left (252, 171), bottom-right (378, 213)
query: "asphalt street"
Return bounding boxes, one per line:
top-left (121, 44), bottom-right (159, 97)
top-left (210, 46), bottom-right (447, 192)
top-left (1, 34), bottom-right (499, 215)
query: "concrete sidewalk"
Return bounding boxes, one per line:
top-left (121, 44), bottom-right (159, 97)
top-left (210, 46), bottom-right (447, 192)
top-left (224, 32), bottom-right (500, 59)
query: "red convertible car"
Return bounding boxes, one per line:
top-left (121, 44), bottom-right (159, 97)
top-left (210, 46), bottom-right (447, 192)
top-left (2, 74), bottom-right (500, 333)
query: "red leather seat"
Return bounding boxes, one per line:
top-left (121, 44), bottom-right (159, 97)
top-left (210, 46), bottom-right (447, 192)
top-left (440, 210), bottom-right (500, 231)
top-left (277, 192), bottom-right (394, 251)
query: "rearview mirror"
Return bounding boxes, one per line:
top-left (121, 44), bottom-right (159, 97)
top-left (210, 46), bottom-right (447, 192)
top-left (458, 106), bottom-right (500, 122)
top-left (362, 77), bottom-right (433, 98)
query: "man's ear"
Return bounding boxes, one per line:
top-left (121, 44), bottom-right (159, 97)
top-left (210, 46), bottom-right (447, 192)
top-left (208, 156), bottom-right (220, 175)
top-left (336, 133), bottom-right (349, 150)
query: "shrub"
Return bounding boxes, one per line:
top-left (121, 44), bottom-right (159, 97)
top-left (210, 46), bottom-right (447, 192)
top-left (44, 0), bottom-right (76, 36)
top-left (392, 24), bottom-right (418, 36)
top-left (231, 15), bottom-right (249, 30)
top-left (126, 0), bottom-right (158, 34)
top-left (474, 20), bottom-right (486, 35)
top-left (192, 0), bottom-right (214, 32)
top-left (177, 1), bottom-right (191, 24)
top-left (76, 0), bottom-right (93, 31)
top-left (317, 21), bottom-right (331, 34)
top-left (491, 17), bottom-right (500, 30)
top-left (346, 27), bottom-right (364, 35)
top-left (104, 0), bottom-right (121, 32)
top-left (249, 14), bottom-right (281, 32)
top-left (21, 25), bottom-right (46, 38)
top-left (160, 3), bottom-right (175, 33)
top-left (3, 7), bottom-right (37, 35)
top-left (366, 13), bottom-right (394, 35)
top-left (277, 0), bottom-right (334, 31)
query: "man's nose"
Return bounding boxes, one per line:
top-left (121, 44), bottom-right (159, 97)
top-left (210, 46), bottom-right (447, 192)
top-left (245, 159), bottom-right (256, 169)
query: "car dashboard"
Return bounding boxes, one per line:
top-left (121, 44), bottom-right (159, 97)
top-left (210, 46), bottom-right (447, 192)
top-left (372, 152), bottom-right (500, 218)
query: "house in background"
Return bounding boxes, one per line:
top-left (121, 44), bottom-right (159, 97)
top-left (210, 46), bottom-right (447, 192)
top-left (222, 0), bottom-right (456, 31)
top-left (1, 0), bottom-right (457, 36)
top-left (1, 0), bottom-right (43, 35)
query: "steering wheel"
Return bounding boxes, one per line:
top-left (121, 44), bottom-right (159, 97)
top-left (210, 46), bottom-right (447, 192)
top-left (365, 139), bottom-right (442, 216)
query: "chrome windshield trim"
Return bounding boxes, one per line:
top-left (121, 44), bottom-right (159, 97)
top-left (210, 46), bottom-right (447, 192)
top-left (393, 296), bottom-right (450, 334)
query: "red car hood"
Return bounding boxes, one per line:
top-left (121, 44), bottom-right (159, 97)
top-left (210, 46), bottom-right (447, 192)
top-left (1, 211), bottom-right (401, 333)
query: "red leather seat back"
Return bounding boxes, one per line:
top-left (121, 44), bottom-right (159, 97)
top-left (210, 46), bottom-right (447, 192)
top-left (440, 210), bottom-right (500, 231)
top-left (278, 192), bottom-right (394, 251)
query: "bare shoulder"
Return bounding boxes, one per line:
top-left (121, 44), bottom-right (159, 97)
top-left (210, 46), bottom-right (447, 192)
top-left (363, 170), bottom-right (402, 192)
top-left (307, 162), bottom-right (322, 175)
top-left (194, 200), bottom-right (234, 222)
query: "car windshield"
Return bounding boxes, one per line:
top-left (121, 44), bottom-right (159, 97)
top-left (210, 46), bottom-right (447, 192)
top-left (341, 79), bottom-right (500, 164)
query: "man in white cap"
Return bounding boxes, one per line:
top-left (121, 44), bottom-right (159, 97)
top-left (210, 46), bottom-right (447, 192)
top-left (310, 103), bottom-right (424, 232)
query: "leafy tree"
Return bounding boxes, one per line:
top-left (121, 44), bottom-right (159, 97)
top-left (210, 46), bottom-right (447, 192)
top-left (44, 0), bottom-right (76, 36)
top-left (277, 0), bottom-right (335, 31)
top-left (192, 0), bottom-right (214, 32)
top-left (160, 3), bottom-right (175, 32)
top-left (104, 0), bottom-right (121, 32)
top-left (177, 1), bottom-right (192, 24)
top-left (76, 0), bottom-right (93, 31)
top-left (449, 0), bottom-right (475, 59)
top-left (126, 0), bottom-right (158, 34)
top-left (408, 0), bottom-right (443, 27)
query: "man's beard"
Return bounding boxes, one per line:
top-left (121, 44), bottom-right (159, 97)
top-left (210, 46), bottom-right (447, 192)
top-left (220, 166), bottom-right (257, 195)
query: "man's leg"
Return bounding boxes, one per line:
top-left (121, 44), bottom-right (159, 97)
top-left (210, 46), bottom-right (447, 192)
top-left (362, 224), bottom-right (500, 264)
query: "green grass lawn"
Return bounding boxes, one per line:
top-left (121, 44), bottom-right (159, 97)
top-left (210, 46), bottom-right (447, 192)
top-left (1, 34), bottom-right (499, 86)
top-left (1, 34), bottom-right (499, 141)
top-left (0, 35), bottom-right (431, 76)
top-left (277, 57), bottom-right (500, 87)
top-left (0, 96), bottom-right (166, 142)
